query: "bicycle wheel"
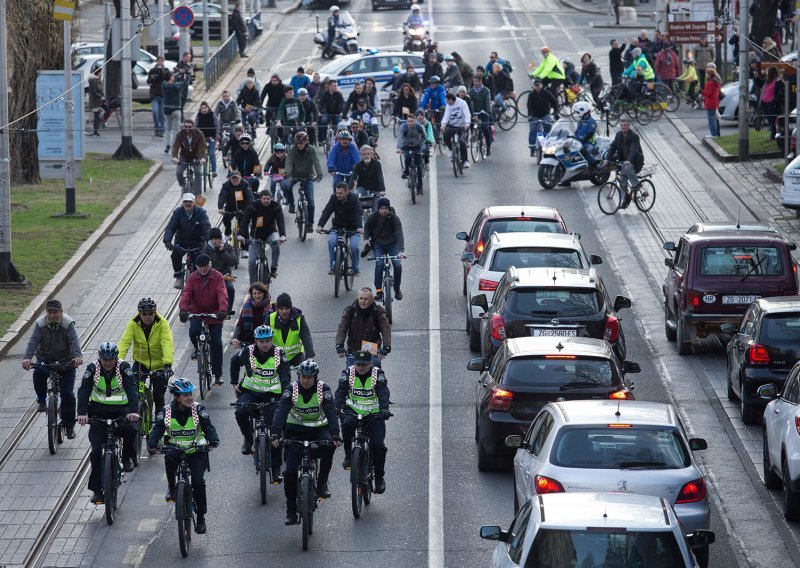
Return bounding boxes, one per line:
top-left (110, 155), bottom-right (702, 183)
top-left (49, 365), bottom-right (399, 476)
top-left (409, 169), bottom-right (416, 204)
top-left (204, 345), bottom-right (212, 392)
top-left (232, 229), bottom-right (241, 269)
top-left (176, 480), bottom-right (192, 557)
top-left (362, 449), bottom-right (372, 506)
top-left (47, 395), bottom-right (58, 455)
top-left (256, 258), bottom-right (267, 285)
top-left (516, 90), bottom-right (531, 117)
top-left (350, 446), bottom-right (363, 519)
top-left (258, 434), bottom-right (268, 505)
top-left (634, 179), bottom-right (656, 212)
top-left (384, 274), bottom-right (393, 325)
top-left (334, 247), bottom-right (343, 298)
top-left (380, 103), bottom-right (392, 127)
top-left (607, 103), bottom-right (622, 127)
top-left (103, 452), bottom-right (117, 525)
top-left (634, 105), bottom-right (653, 126)
top-left (344, 249), bottom-right (354, 291)
top-left (497, 104), bottom-right (518, 131)
top-left (198, 345), bottom-right (207, 400)
top-left (392, 117), bottom-right (398, 138)
top-left (133, 400), bottom-right (147, 467)
top-left (656, 84), bottom-right (679, 112)
top-left (597, 181), bottom-right (623, 215)
top-left (451, 147), bottom-right (459, 177)
top-left (557, 91), bottom-right (571, 117)
top-left (300, 476), bottom-right (312, 551)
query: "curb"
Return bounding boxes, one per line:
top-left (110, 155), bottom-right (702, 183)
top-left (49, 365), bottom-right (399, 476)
top-left (0, 161), bottom-right (163, 359)
top-left (701, 136), bottom-right (784, 162)
top-left (282, 0), bottom-right (303, 15)
top-left (765, 166), bottom-right (783, 183)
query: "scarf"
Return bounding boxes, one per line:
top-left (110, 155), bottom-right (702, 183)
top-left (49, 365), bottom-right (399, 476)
top-left (240, 297), bottom-right (269, 331)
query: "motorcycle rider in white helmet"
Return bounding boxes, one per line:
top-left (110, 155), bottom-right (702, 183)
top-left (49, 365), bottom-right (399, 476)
top-left (324, 5), bottom-right (341, 56)
top-left (405, 4), bottom-right (424, 29)
top-left (571, 101), bottom-right (599, 172)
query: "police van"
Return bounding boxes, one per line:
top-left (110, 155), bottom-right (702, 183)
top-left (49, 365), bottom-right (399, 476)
top-left (317, 49), bottom-right (425, 97)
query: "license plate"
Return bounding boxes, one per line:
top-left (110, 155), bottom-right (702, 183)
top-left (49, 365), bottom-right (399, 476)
top-left (722, 295), bottom-right (760, 304)
top-left (792, 177), bottom-right (800, 186)
top-left (530, 328), bottom-right (578, 337)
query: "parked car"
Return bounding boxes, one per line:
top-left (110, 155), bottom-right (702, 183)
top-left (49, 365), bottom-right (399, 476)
top-left (75, 55), bottom-right (192, 103)
top-left (456, 205), bottom-right (568, 297)
top-left (506, 399), bottom-right (711, 566)
top-left (722, 297), bottom-right (800, 424)
top-left (663, 224), bottom-right (799, 355)
top-left (472, 266), bottom-right (630, 364)
top-left (188, 3), bottom-right (263, 41)
top-left (467, 336), bottom-right (638, 471)
top-left (72, 42), bottom-right (178, 70)
top-left (464, 232), bottom-right (602, 351)
top-left (481, 493), bottom-right (715, 568)
top-left (781, 151), bottom-right (800, 216)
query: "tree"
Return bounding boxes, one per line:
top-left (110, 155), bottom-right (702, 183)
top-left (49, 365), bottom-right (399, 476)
top-left (750, 0), bottom-right (779, 51)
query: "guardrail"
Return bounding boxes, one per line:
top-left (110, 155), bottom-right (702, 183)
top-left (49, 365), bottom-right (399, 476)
top-left (205, 13), bottom-right (262, 91)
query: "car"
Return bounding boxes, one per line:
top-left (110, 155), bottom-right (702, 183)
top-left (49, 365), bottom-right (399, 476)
top-left (72, 42), bottom-right (178, 70)
top-left (506, 400), bottom-right (711, 565)
top-left (456, 205), bottom-right (569, 297)
top-left (317, 50), bottom-right (425, 97)
top-left (722, 297), bottom-right (800, 424)
top-left (663, 225), bottom-right (799, 355)
top-left (466, 337), bottom-right (638, 471)
top-left (781, 150), bottom-right (800, 215)
top-left (685, 221), bottom-right (778, 234)
top-left (464, 232), bottom-right (602, 351)
top-left (188, 3), bottom-right (263, 41)
top-left (472, 266), bottom-right (630, 364)
top-left (481, 493), bottom-right (715, 568)
top-left (75, 55), bottom-right (192, 103)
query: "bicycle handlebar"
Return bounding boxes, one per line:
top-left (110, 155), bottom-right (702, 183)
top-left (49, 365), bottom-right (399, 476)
top-left (229, 400), bottom-right (279, 408)
top-left (367, 254), bottom-right (406, 262)
top-left (174, 245), bottom-right (204, 255)
top-left (281, 438), bottom-right (334, 448)
top-left (188, 313), bottom-right (222, 320)
top-left (30, 361), bottom-right (75, 373)
top-left (318, 229), bottom-right (359, 236)
top-left (89, 417), bottom-right (132, 427)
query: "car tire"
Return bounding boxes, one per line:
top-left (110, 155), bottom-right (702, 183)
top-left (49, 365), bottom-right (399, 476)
top-left (469, 321), bottom-right (481, 352)
top-left (726, 371), bottom-right (736, 402)
top-left (477, 442), bottom-right (497, 471)
top-left (664, 304), bottom-right (676, 342)
top-left (782, 456), bottom-right (800, 521)
top-left (763, 428), bottom-right (782, 490)
top-left (676, 317), bottom-right (692, 355)
top-left (372, 1), bottom-right (378, 9)
top-left (474, 409), bottom-right (479, 444)
top-left (462, 267), bottom-right (467, 296)
top-left (693, 545), bottom-right (709, 568)
top-left (740, 378), bottom-right (761, 425)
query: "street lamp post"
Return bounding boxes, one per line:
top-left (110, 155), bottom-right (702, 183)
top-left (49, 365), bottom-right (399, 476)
top-left (737, 0), bottom-right (749, 161)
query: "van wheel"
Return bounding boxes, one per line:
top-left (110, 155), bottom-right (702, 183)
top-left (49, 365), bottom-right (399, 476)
top-left (664, 304), bottom-right (676, 342)
top-left (676, 317), bottom-right (692, 355)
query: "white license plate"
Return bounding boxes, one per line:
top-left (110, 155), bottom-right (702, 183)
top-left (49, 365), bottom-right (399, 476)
top-left (791, 177), bottom-right (800, 186)
top-left (722, 295), bottom-right (760, 304)
top-left (531, 328), bottom-right (578, 337)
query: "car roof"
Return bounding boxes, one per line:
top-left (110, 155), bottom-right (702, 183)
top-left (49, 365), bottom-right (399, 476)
top-left (682, 230), bottom-right (789, 244)
top-left (319, 50), bottom-right (419, 75)
top-left (507, 267), bottom-right (598, 288)
top-left (686, 221), bottom-right (777, 234)
top-left (484, 205), bottom-right (562, 220)
top-left (551, 400), bottom-right (677, 426)
top-left (489, 232), bottom-right (580, 249)
top-left (505, 337), bottom-right (615, 359)
top-left (755, 296), bottom-right (800, 313)
top-left (537, 493), bottom-right (677, 529)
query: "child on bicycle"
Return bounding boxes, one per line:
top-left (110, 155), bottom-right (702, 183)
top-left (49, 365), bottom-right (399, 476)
top-left (677, 58), bottom-right (699, 109)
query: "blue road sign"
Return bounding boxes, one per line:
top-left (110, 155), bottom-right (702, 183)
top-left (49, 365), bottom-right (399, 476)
top-left (173, 6), bottom-right (194, 28)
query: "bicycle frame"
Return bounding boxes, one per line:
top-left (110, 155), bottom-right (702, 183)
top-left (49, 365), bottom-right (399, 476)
top-left (188, 314), bottom-right (218, 399)
top-left (32, 361), bottom-right (73, 454)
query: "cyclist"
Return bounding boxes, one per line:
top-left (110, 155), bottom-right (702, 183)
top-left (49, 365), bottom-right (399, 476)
top-left (266, 143), bottom-right (287, 198)
top-left (344, 82), bottom-right (369, 116)
top-left (526, 78), bottom-right (559, 157)
top-left (163, 193), bottom-right (211, 290)
top-left (336, 287), bottom-right (391, 368)
top-left (195, 101), bottom-right (220, 180)
top-left (468, 74), bottom-right (493, 156)
top-left (222, 125), bottom-right (245, 168)
top-left (420, 76), bottom-right (446, 125)
top-left (396, 114), bottom-right (426, 194)
top-left (364, 197), bottom-right (405, 301)
top-left (451, 51), bottom-right (474, 86)
top-left (284, 131), bottom-right (324, 223)
top-left (230, 134), bottom-right (263, 194)
top-left (414, 109), bottom-right (435, 166)
top-left (260, 74), bottom-right (286, 126)
top-left (275, 85), bottom-right (306, 145)
top-left (236, 67), bottom-right (263, 98)
top-left (217, 170), bottom-right (253, 246)
top-left (530, 46), bottom-right (566, 95)
top-left (297, 88), bottom-right (319, 145)
top-left (622, 47), bottom-right (655, 99)
top-left (490, 63), bottom-right (514, 116)
top-left (171, 118), bottom-right (207, 197)
top-left (350, 98), bottom-right (380, 142)
top-left (76, 342), bottom-right (139, 504)
top-left (456, 85), bottom-right (473, 113)
top-left (178, 254), bottom-right (228, 385)
top-left (443, 55), bottom-right (464, 90)
top-left (270, 359), bottom-right (342, 525)
top-left (316, 182), bottom-right (364, 276)
top-left (231, 325), bottom-right (290, 469)
top-left (335, 350), bottom-right (390, 493)
top-left (270, 293), bottom-right (315, 366)
top-left (349, 120), bottom-right (371, 149)
top-left (394, 83), bottom-right (419, 120)
top-left (232, 282), bottom-right (273, 350)
top-left (22, 299), bottom-right (82, 428)
top-left (676, 58), bottom-right (699, 109)
top-left (404, 3), bottom-right (424, 29)
top-left (602, 117), bottom-right (644, 209)
top-left (290, 66), bottom-right (311, 94)
top-left (383, 65), bottom-right (404, 93)
top-left (239, 188), bottom-right (287, 281)
top-left (117, 297), bottom-right (174, 410)
top-left (148, 378), bottom-right (219, 535)
top-left (423, 54), bottom-right (444, 87)
top-left (399, 65), bottom-right (422, 93)
top-left (327, 130), bottom-right (361, 190)
top-left (214, 89), bottom-right (242, 141)
top-left (236, 78), bottom-right (263, 137)
top-left (352, 145), bottom-right (386, 211)
top-left (441, 92), bottom-right (470, 169)
top-left (204, 227), bottom-right (238, 315)
top-left (572, 101), bottom-right (599, 171)
top-left (485, 51), bottom-right (513, 77)
top-left (317, 80), bottom-right (345, 146)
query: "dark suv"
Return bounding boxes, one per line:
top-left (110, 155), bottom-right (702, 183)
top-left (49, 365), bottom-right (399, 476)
top-left (663, 225), bottom-right (798, 355)
top-left (472, 267), bottom-right (631, 364)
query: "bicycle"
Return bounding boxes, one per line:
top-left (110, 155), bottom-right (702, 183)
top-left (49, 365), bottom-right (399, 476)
top-left (597, 163), bottom-right (657, 215)
top-left (251, 238), bottom-right (273, 284)
top-left (333, 170), bottom-right (355, 190)
top-left (320, 229), bottom-right (358, 297)
top-left (188, 314), bottom-right (219, 399)
top-left (290, 178), bottom-right (312, 242)
top-left (492, 94), bottom-right (519, 131)
top-left (220, 121), bottom-right (239, 169)
top-left (529, 117), bottom-right (552, 163)
top-left (31, 361), bottom-right (74, 455)
top-left (201, 157), bottom-right (213, 195)
top-left (90, 417), bottom-right (130, 525)
top-left (270, 173), bottom-right (286, 207)
top-left (173, 245), bottom-right (204, 290)
top-left (380, 92), bottom-right (396, 128)
top-left (425, 109), bottom-right (447, 155)
top-left (133, 370), bottom-right (164, 466)
top-left (349, 412), bottom-right (392, 519)
top-left (402, 148), bottom-right (424, 203)
top-left (369, 253), bottom-right (404, 324)
top-left (223, 209), bottom-right (245, 268)
top-left (161, 443), bottom-right (210, 557)
top-left (282, 438), bottom-right (333, 551)
top-left (447, 129), bottom-right (466, 177)
top-left (179, 160), bottom-right (202, 196)
top-left (230, 400), bottom-right (280, 504)
top-left (469, 113), bottom-right (487, 162)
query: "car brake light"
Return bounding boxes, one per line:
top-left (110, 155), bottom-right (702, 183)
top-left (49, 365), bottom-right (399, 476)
top-left (534, 475), bottom-right (565, 494)
top-left (607, 424), bottom-right (633, 428)
top-left (687, 291), bottom-right (700, 309)
top-left (795, 416), bottom-right (800, 436)
top-left (479, 278), bottom-right (499, 291)
top-left (604, 315), bottom-right (619, 342)
top-left (517, 217), bottom-right (531, 220)
top-left (748, 344), bottom-right (770, 365)
top-left (675, 478), bottom-right (707, 504)
top-left (545, 355), bottom-right (576, 359)
top-left (488, 388), bottom-right (513, 411)
top-left (490, 314), bottom-right (506, 341)
top-left (609, 389), bottom-right (631, 400)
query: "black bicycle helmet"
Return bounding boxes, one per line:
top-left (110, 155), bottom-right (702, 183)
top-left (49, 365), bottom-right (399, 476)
top-left (138, 297), bottom-right (157, 312)
top-left (298, 359), bottom-right (319, 376)
top-left (98, 341), bottom-right (119, 360)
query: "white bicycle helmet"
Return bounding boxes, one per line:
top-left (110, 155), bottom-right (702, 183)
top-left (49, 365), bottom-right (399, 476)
top-left (410, 3), bottom-right (420, 11)
top-left (329, 4), bottom-right (340, 12)
top-left (572, 101), bottom-right (591, 119)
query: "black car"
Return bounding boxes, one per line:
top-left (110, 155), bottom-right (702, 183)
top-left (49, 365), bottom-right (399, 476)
top-left (466, 336), bottom-right (639, 471)
top-left (723, 296), bottom-right (800, 424)
top-left (472, 267), bottom-right (631, 365)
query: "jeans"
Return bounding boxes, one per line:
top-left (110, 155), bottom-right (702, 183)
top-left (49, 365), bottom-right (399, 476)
top-left (373, 242), bottom-right (402, 293)
top-left (165, 109), bottom-right (181, 147)
top-left (493, 92), bottom-right (508, 112)
top-left (581, 141), bottom-right (597, 165)
top-left (151, 95), bottom-right (165, 133)
top-left (234, 390), bottom-right (282, 466)
top-left (175, 161), bottom-right (203, 196)
top-left (328, 230), bottom-right (361, 273)
top-left (528, 115), bottom-right (553, 148)
top-left (477, 112), bottom-right (492, 149)
top-left (444, 126), bottom-right (468, 162)
top-left (706, 108), bottom-right (720, 137)
top-left (164, 448), bottom-right (208, 515)
top-left (401, 146), bottom-right (424, 190)
top-left (245, 108), bottom-right (261, 132)
top-left (88, 416), bottom-right (138, 492)
top-left (340, 413), bottom-right (387, 477)
top-left (318, 113), bottom-right (340, 145)
top-left (282, 425), bottom-right (334, 511)
top-left (762, 101), bottom-right (777, 138)
top-left (206, 138), bottom-right (217, 174)
top-left (332, 172), bottom-right (353, 191)
top-left (248, 233), bottom-right (280, 283)
top-left (189, 320), bottom-right (224, 378)
top-left (282, 178), bottom-right (316, 224)
top-left (33, 366), bottom-right (76, 428)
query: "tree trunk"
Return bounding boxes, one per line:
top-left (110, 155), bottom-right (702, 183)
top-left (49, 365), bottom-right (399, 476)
top-left (751, 0), bottom-right (779, 49)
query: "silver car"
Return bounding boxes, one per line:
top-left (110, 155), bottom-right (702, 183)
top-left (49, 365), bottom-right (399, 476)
top-left (507, 400), bottom-right (711, 565)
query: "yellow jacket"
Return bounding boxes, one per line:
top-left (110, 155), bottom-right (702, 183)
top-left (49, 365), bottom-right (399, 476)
top-left (677, 65), bottom-right (698, 83)
top-left (118, 312), bottom-right (174, 370)
top-left (530, 53), bottom-right (565, 80)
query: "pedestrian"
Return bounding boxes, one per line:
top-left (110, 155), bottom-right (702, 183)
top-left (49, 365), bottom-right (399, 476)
top-left (231, 3), bottom-right (248, 58)
top-left (335, 287), bottom-right (391, 368)
top-left (654, 44), bottom-right (679, 93)
top-left (579, 52), bottom-right (604, 105)
top-left (175, 52), bottom-right (195, 115)
top-left (701, 67), bottom-right (722, 137)
top-left (87, 65), bottom-right (110, 137)
top-left (693, 37), bottom-right (715, 91)
top-left (762, 36), bottom-right (781, 60)
top-left (612, 0), bottom-right (620, 25)
top-left (162, 72), bottom-right (187, 154)
top-left (760, 66), bottom-right (784, 139)
top-left (147, 56), bottom-right (167, 137)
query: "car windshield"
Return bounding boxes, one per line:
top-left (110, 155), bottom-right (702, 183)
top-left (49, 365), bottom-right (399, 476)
top-left (761, 313), bottom-right (800, 347)
top-left (699, 246), bottom-right (784, 276)
top-left (481, 217), bottom-right (564, 243)
top-left (502, 357), bottom-right (616, 388)
top-left (491, 248), bottom-right (583, 271)
top-left (526, 528), bottom-right (684, 568)
top-left (550, 426), bottom-right (691, 469)
top-left (510, 288), bottom-right (600, 317)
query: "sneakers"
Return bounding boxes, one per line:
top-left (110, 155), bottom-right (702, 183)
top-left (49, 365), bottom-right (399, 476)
top-left (123, 458), bottom-right (134, 473)
top-left (462, 161), bottom-right (470, 169)
top-left (289, 204), bottom-right (296, 214)
top-left (395, 289), bottom-right (403, 301)
top-left (195, 515), bottom-right (206, 534)
top-left (66, 427), bottom-right (76, 440)
top-left (530, 148), bottom-right (535, 157)
top-left (91, 492), bottom-right (104, 504)
top-left (271, 467), bottom-right (283, 484)
top-left (270, 266), bottom-right (278, 279)
top-left (328, 269), bottom-right (335, 275)
top-left (374, 477), bottom-right (386, 494)
top-left (342, 457), bottom-right (351, 470)
top-left (37, 401), bottom-right (47, 412)
top-left (375, 291), bottom-right (384, 302)
top-left (212, 172), bottom-right (217, 178)
top-left (307, 226), bottom-right (314, 234)
top-left (242, 435), bottom-right (253, 455)
top-left (241, 249), bottom-right (248, 259)
top-left (316, 481), bottom-right (331, 499)
top-left (214, 376), bottom-right (224, 385)
top-left (486, 147), bottom-right (491, 156)
top-left (285, 510), bottom-right (299, 525)
top-left (401, 172), bottom-right (408, 179)
top-left (173, 277), bottom-right (183, 290)
top-left (165, 489), bottom-right (175, 502)
top-left (164, 145), bottom-right (170, 154)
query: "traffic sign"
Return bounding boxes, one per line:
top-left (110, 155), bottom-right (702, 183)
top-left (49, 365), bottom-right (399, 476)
top-left (761, 61), bottom-right (797, 77)
top-left (53, 0), bottom-right (76, 21)
top-left (173, 6), bottom-right (194, 28)
top-left (669, 32), bottom-right (724, 44)
top-left (667, 20), bottom-right (723, 43)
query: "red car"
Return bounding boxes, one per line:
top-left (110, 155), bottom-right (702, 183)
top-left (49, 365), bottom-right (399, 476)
top-left (456, 206), bottom-right (568, 295)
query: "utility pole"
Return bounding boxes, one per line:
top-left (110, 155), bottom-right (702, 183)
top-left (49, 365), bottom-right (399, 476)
top-left (221, 0), bottom-right (229, 43)
top-left (737, 0), bottom-right (749, 160)
top-left (113, 0), bottom-right (143, 158)
top-left (158, 0), bottom-right (165, 57)
top-left (202, 0), bottom-right (209, 84)
top-left (0, 0), bottom-right (24, 284)
top-left (64, 21), bottom-right (77, 214)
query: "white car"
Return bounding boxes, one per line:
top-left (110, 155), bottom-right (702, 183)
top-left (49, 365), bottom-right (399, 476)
top-left (75, 55), bottom-right (192, 103)
top-left (507, 399), bottom-right (712, 565)
top-left (481, 492), bottom-right (715, 568)
top-left (317, 49), bottom-right (424, 97)
top-left (781, 152), bottom-right (800, 213)
top-left (72, 42), bottom-right (177, 70)
top-left (464, 232), bottom-right (602, 351)
top-left (760, 363), bottom-right (800, 521)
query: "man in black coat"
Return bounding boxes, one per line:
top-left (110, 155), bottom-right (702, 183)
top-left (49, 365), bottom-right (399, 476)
top-left (204, 227), bottom-right (238, 314)
top-left (163, 194), bottom-right (211, 289)
top-left (239, 189), bottom-right (287, 282)
top-left (603, 118), bottom-right (644, 208)
top-left (231, 3), bottom-right (248, 57)
top-left (364, 198), bottom-right (405, 301)
top-left (316, 183), bottom-right (364, 276)
top-left (609, 39), bottom-right (627, 86)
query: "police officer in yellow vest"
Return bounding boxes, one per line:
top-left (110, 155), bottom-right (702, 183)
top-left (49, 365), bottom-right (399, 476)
top-left (147, 378), bottom-right (219, 535)
top-left (271, 360), bottom-right (341, 526)
top-left (335, 350), bottom-right (391, 494)
top-left (231, 325), bottom-right (291, 473)
top-left (270, 293), bottom-right (315, 366)
top-left (76, 342), bottom-right (139, 505)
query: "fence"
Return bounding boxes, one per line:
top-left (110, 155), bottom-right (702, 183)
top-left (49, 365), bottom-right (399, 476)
top-left (204, 13), bottom-right (262, 91)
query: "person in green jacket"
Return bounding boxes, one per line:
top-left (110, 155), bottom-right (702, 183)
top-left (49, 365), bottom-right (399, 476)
top-left (530, 46), bottom-right (566, 94)
top-left (275, 86), bottom-right (306, 146)
top-left (118, 297), bottom-right (175, 409)
top-left (622, 47), bottom-right (655, 99)
top-left (283, 130), bottom-right (324, 225)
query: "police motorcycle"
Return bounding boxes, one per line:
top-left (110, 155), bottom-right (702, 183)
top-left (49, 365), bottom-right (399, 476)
top-left (315, 12), bottom-right (360, 59)
top-left (403, 22), bottom-right (431, 52)
top-left (537, 112), bottom-right (612, 190)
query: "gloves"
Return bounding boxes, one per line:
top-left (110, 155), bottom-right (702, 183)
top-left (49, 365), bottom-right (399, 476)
top-left (179, 311), bottom-right (189, 323)
top-left (209, 441), bottom-right (219, 448)
top-left (216, 311), bottom-right (228, 321)
top-left (163, 365), bottom-right (173, 379)
top-left (378, 346), bottom-right (390, 357)
top-left (379, 410), bottom-right (392, 421)
top-left (314, 175), bottom-right (323, 182)
top-left (335, 344), bottom-right (346, 355)
top-left (164, 241), bottom-right (174, 251)
top-left (328, 169), bottom-right (335, 174)
top-left (270, 433), bottom-right (280, 443)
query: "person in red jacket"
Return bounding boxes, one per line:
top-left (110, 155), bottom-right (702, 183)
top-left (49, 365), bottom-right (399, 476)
top-left (178, 254), bottom-right (228, 385)
top-left (654, 45), bottom-right (680, 93)
top-left (701, 67), bottom-right (721, 138)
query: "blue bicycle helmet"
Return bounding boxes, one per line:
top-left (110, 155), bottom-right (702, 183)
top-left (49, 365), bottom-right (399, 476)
top-left (338, 130), bottom-right (352, 140)
top-left (392, 65), bottom-right (401, 73)
top-left (429, 75), bottom-right (440, 83)
top-left (168, 377), bottom-right (195, 395)
top-left (298, 359), bottom-right (319, 377)
top-left (98, 341), bottom-right (119, 360)
top-left (254, 325), bottom-right (274, 340)
top-left (273, 142), bottom-right (286, 152)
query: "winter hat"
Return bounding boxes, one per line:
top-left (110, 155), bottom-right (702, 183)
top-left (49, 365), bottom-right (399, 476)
top-left (377, 197), bottom-right (391, 209)
top-left (276, 293), bottom-right (293, 309)
top-left (209, 227), bottom-right (223, 239)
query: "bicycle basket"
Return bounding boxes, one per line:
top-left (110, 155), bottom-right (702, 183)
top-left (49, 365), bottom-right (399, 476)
top-left (639, 164), bottom-right (658, 178)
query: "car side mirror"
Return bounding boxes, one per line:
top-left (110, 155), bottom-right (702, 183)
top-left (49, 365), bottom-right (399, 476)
top-left (686, 530), bottom-right (716, 547)
top-left (471, 294), bottom-right (489, 311)
top-left (758, 383), bottom-right (778, 401)
top-left (663, 241), bottom-right (675, 251)
top-left (505, 434), bottom-right (522, 448)
top-left (460, 252), bottom-right (474, 263)
top-left (613, 296), bottom-right (631, 311)
top-left (719, 323), bottom-right (735, 334)
top-left (456, 231), bottom-right (469, 241)
top-left (590, 254), bottom-right (603, 265)
top-left (623, 361), bottom-right (641, 374)
top-left (689, 438), bottom-right (708, 451)
top-left (664, 258), bottom-right (673, 268)
top-left (573, 232), bottom-right (581, 240)
top-left (790, 242), bottom-right (797, 251)
top-left (480, 526), bottom-right (509, 542)
top-left (467, 357), bottom-right (485, 372)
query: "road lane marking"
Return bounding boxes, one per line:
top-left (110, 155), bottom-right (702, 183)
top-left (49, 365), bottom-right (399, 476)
top-left (136, 518), bottom-right (159, 532)
top-left (122, 545), bottom-right (145, 566)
